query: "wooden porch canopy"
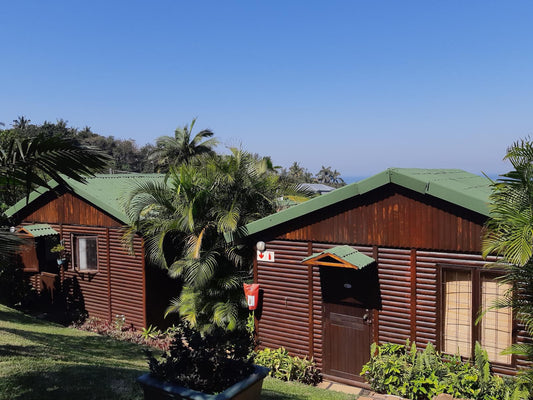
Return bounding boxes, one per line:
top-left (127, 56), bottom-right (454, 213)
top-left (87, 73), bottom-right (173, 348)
top-left (301, 245), bottom-right (375, 269)
top-left (20, 224), bottom-right (58, 238)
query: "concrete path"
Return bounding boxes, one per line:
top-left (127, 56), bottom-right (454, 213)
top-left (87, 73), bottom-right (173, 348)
top-left (317, 380), bottom-right (407, 399)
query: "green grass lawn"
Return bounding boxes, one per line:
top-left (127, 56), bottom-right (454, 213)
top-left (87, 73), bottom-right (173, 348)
top-left (0, 304), bottom-right (357, 399)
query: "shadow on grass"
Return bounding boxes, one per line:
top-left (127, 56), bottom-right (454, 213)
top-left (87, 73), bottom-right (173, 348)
top-left (0, 307), bottom-right (54, 327)
top-left (0, 326), bottom-right (149, 366)
top-left (0, 363), bottom-right (145, 400)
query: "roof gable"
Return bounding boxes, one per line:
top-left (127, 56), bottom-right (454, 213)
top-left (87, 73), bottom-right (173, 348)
top-left (242, 168), bottom-right (492, 239)
top-left (5, 174), bottom-right (165, 224)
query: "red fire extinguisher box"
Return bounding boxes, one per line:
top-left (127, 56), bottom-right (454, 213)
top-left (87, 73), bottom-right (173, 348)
top-left (243, 283), bottom-right (260, 310)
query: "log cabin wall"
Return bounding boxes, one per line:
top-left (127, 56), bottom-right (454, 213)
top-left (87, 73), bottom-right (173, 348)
top-left (276, 185), bottom-right (486, 252)
top-left (253, 183), bottom-right (523, 377)
top-left (19, 192), bottom-right (147, 329)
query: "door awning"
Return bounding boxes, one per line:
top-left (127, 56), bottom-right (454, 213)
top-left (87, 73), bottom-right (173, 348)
top-left (20, 224), bottom-right (58, 238)
top-left (302, 245), bottom-right (375, 269)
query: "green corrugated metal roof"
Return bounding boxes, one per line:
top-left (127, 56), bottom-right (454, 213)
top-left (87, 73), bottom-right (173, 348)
top-left (5, 174), bottom-right (165, 224)
top-left (302, 245), bottom-right (375, 269)
top-left (241, 168), bottom-right (492, 239)
top-left (21, 224), bottom-right (58, 237)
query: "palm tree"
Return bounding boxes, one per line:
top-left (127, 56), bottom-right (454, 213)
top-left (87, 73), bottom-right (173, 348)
top-left (482, 138), bottom-right (533, 388)
top-left (315, 165), bottom-right (345, 187)
top-left (1, 133), bottom-right (111, 206)
top-left (149, 118), bottom-right (218, 172)
top-left (124, 149), bottom-right (284, 331)
top-left (12, 116), bottom-right (31, 129)
top-left (0, 133), bottom-right (111, 253)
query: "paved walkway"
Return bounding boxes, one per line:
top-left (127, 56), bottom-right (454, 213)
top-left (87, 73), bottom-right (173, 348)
top-left (318, 380), bottom-right (406, 399)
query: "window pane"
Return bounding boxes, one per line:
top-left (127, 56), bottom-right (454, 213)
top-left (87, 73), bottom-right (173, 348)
top-left (78, 238), bottom-right (88, 270)
top-left (77, 237), bottom-right (97, 271)
top-left (481, 276), bottom-right (512, 364)
top-left (443, 270), bottom-right (472, 357)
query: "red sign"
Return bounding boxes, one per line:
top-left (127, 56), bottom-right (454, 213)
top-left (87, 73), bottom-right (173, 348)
top-left (243, 283), bottom-right (260, 310)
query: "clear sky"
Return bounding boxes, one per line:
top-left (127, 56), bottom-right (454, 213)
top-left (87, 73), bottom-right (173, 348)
top-left (2, 1), bottom-right (532, 180)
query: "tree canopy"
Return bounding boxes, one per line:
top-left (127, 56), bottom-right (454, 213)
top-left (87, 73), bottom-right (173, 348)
top-left (149, 118), bottom-right (218, 172)
top-left (124, 149), bottom-right (297, 331)
top-left (482, 138), bottom-right (533, 388)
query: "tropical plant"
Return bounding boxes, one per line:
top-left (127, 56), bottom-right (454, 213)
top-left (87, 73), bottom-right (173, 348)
top-left (12, 116), bottom-right (31, 130)
top-left (361, 340), bottom-right (528, 400)
top-left (124, 148), bottom-right (292, 331)
top-left (482, 138), bottom-right (533, 389)
top-left (145, 320), bottom-right (255, 394)
top-left (280, 161), bottom-right (314, 183)
top-left (0, 132), bottom-right (111, 206)
top-left (0, 130), bottom-right (110, 295)
top-left (315, 165), bottom-right (345, 187)
top-left (149, 118), bottom-right (218, 172)
top-left (255, 347), bottom-right (322, 385)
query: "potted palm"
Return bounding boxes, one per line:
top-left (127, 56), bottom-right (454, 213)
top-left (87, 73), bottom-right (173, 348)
top-left (137, 322), bottom-right (268, 400)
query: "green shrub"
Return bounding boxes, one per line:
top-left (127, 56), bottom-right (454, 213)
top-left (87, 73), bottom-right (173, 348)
top-left (146, 321), bottom-right (255, 394)
top-left (255, 347), bottom-right (322, 386)
top-left (361, 340), bottom-right (529, 400)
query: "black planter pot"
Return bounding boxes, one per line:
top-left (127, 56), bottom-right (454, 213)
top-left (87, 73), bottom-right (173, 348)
top-left (137, 365), bottom-right (269, 400)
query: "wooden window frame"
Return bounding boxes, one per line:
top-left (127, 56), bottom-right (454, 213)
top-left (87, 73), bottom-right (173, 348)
top-left (71, 234), bottom-right (99, 272)
top-left (438, 264), bottom-right (516, 368)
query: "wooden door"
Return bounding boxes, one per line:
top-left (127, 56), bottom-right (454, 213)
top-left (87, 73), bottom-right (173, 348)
top-left (323, 302), bottom-right (372, 381)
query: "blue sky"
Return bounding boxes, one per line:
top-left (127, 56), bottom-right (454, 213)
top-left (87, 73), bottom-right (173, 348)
top-left (2, 1), bottom-right (532, 179)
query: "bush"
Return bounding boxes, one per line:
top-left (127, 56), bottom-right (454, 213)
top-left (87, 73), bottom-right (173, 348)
top-left (74, 316), bottom-right (173, 350)
top-left (0, 255), bottom-right (35, 307)
top-left (255, 347), bottom-right (322, 386)
top-left (146, 321), bottom-right (255, 394)
top-left (361, 341), bottom-right (529, 400)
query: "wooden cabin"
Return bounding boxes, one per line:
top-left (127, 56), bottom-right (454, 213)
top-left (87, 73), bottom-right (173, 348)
top-left (242, 168), bottom-right (525, 386)
top-left (5, 174), bottom-right (178, 329)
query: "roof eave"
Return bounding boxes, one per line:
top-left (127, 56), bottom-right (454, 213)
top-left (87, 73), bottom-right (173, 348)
top-left (239, 183), bottom-right (360, 240)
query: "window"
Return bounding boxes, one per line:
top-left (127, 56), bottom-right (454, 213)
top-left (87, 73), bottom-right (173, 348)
top-left (480, 275), bottom-right (513, 364)
top-left (441, 266), bottom-right (512, 365)
top-left (73, 235), bottom-right (98, 271)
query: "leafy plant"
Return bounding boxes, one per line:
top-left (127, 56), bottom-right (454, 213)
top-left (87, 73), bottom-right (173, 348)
top-left (255, 347), bottom-right (322, 386)
top-left (141, 325), bottom-right (161, 339)
top-left (146, 321), bottom-right (255, 394)
top-left (482, 138), bottom-right (533, 391)
top-left (50, 244), bottom-right (65, 254)
top-left (361, 341), bottom-right (529, 400)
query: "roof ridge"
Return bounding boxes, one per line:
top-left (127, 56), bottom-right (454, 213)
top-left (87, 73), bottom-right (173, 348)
top-left (237, 167), bottom-right (491, 240)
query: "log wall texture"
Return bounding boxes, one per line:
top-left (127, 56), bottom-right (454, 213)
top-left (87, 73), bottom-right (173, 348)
top-left (22, 192), bottom-right (122, 227)
top-left (252, 183), bottom-right (525, 379)
top-left (19, 191), bottom-right (147, 330)
top-left (276, 185), bottom-right (485, 253)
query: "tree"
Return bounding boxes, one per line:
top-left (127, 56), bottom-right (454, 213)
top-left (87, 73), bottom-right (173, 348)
top-left (0, 126), bottom-right (111, 306)
top-left (315, 165), bottom-right (345, 187)
top-left (12, 116), bottom-right (31, 129)
top-left (482, 138), bottom-right (533, 388)
top-left (0, 133), bottom-right (111, 206)
top-left (279, 161), bottom-right (314, 184)
top-left (149, 118), bottom-right (218, 172)
top-left (124, 149), bottom-right (285, 331)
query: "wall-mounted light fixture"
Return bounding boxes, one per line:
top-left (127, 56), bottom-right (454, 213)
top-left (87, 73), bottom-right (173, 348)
top-left (9, 226), bottom-right (16, 233)
top-left (256, 241), bottom-right (266, 252)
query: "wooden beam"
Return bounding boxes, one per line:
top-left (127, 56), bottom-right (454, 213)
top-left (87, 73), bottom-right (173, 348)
top-left (307, 242), bottom-right (314, 357)
top-left (410, 248), bottom-right (417, 343)
top-left (372, 245), bottom-right (380, 344)
top-left (106, 228), bottom-right (112, 323)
